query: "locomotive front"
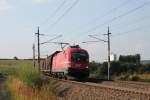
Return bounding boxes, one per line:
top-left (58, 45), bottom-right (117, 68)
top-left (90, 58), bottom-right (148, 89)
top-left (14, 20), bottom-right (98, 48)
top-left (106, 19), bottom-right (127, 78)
top-left (67, 46), bottom-right (89, 78)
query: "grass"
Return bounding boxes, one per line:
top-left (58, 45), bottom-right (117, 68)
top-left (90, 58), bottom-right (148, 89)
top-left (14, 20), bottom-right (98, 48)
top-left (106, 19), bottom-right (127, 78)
top-left (0, 59), bottom-right (56, 100)
top-left (15, 63), bottom-right (42, 88)
top-left (0, 60), bottom-right (41, 88)
top-left (0, 60), bottom-right (18, 76)
top-left (138, 73), bottom-right (150, 82)
top-left (116, 73), bottom-right (150, 82)
top-left (7, 76), bottom-right (56, 100)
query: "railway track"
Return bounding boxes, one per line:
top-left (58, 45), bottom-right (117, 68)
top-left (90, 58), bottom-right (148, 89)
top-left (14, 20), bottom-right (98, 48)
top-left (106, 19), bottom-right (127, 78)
top-left (45, 76), bottom-right (150, 100)
top-left (97, 80), bottom-right (150, 93)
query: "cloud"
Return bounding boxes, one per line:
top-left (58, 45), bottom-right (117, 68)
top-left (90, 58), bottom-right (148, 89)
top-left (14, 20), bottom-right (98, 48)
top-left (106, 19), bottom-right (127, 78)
top-left (32, 0), bottom-right (49, 4)
top-left (0, 0), bottom-right (13, 11)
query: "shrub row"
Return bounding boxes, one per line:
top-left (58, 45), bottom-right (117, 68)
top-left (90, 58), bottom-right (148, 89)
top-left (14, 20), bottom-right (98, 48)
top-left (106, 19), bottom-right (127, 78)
top-left (89, 61), bottom-right (150, 80)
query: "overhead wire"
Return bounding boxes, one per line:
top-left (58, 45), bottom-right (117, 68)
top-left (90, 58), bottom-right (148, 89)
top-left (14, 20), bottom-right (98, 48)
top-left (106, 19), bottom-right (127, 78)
top-left (83, 0), bottom-right (150, 34)
top-left (67, 0), bottom-right (135, 42)
top-left (80, 1), bottom-right (150, 46)
top-left (69, 0), bottom-right (132, 33)
top-left (44, 0), bottom-right (80, 32)
top-left (113, 24), bottom-right (150, 37)
top-left (88, 0), bottom-right (131, 24)
top-left (110, 14), bottom-right (150, 31)
top-left (39, 0), bottom-right (68, 27)
top-left (40, 35), bottom-right (63, 45)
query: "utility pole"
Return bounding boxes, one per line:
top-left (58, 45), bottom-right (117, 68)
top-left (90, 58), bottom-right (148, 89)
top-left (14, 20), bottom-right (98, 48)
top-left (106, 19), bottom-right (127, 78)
top-left (33, 44), bottom-right (35, 68)
top-left (83, 27), bottom-right (111, 80)
top-left (104, 27), bottom-right (111, 80)
top-left (35, 27), bottom-right (41, 72)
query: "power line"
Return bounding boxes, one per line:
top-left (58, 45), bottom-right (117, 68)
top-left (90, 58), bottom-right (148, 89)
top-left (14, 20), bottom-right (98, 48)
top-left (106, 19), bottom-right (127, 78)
top-left (44, 0), bottom-right (80, 32)
top-left (88, 35), bottom-right (107, 42)
top-left (82, 41), bottom-right (102, 44)
top-left (39, 0), bottom-right (68, 26)
top-left (113, 24), bottom-right (150, 37)
top-left (111, 14), bottom-right (150, 31)
top-left (83, 1), bottom-right (150, 34)
top-left (67, 0), bottom-right (132, 34)
top-left (40, 35), bottom-right (63, 45)
top-left (89, 0), bottom-right (131, 24)
top-left (39, 34), bottom-right (61, 37)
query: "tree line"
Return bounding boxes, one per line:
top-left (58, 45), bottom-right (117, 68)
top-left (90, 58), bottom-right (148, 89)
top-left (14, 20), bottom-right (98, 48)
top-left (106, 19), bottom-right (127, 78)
top-left (89, 54), bottom-right (150, 80)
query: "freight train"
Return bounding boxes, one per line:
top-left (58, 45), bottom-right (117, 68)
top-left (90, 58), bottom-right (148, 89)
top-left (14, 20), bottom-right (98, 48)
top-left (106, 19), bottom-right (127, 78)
top-left (41, 45), bottom-right (89, 79)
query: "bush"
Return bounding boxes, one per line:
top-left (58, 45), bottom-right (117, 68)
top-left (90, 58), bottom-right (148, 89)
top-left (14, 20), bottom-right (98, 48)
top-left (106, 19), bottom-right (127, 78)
top-left (119, 74), bottom-right (130, 80)
top-left (118, 74), bottom-right (140, 81)
top-left (129, 74), bottom-right (140, 81)
top-left (100, 62), bottom-right (108, 75)
top-left (89, 62), bottom-right (101, 72)
top-left (110, 61), bottom-right (121, 75)
top-left (140, 64), bottom-right (150, 73)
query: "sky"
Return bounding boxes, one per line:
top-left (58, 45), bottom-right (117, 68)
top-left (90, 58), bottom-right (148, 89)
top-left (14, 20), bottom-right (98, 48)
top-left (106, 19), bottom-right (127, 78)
top-left (0, 0), bottom-right (150, 62)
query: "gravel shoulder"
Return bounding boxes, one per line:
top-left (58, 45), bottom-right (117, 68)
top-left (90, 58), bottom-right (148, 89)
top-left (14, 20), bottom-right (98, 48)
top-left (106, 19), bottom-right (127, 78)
top-left (48, 78), bottom-right (150, 100)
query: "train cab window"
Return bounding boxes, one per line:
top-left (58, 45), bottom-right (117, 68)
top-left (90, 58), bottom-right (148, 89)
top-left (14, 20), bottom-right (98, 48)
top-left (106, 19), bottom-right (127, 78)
top-left (72, 52), bottom-right (88, 63)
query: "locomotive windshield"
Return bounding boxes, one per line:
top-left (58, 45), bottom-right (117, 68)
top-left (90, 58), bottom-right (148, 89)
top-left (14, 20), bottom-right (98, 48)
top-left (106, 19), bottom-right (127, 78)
top-left (72, 52), bottom-right (88, 63)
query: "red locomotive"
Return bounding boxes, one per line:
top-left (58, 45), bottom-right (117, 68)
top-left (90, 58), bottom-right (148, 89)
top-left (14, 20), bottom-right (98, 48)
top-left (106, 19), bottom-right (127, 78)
top-left (41, 45), bottom-right (89, 79)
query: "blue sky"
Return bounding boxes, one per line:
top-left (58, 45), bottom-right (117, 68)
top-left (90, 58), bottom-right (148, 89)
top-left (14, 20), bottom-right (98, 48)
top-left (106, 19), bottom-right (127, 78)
top-left (0, 0), bottom-right (150, 61)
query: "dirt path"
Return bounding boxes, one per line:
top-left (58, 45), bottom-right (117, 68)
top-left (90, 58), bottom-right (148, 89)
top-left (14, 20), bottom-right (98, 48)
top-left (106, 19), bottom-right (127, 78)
top-left (0, 74), bottom-right (11, 100)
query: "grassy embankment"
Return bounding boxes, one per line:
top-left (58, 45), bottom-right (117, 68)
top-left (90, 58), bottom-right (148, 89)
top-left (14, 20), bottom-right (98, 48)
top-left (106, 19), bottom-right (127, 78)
top-left (0, 60), bottom-right (56, 100)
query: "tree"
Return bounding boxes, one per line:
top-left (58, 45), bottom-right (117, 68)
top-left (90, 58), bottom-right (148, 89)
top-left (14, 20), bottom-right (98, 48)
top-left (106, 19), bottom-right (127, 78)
top-left (13, 56), bottom-right (18, 60)
top-left (119, 54), bottom-right (141, 63)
